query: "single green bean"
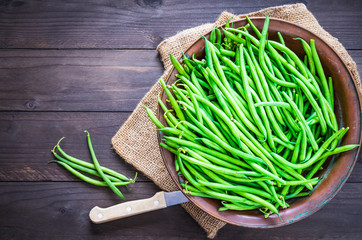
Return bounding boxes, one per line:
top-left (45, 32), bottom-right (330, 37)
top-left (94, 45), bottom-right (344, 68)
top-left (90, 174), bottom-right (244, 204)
top-left (85, 130), bottom-right (125, 200)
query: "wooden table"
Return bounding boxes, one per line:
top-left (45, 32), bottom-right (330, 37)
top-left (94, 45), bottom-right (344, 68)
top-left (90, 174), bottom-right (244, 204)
top-left (0, 0), bottom-right (361, 239)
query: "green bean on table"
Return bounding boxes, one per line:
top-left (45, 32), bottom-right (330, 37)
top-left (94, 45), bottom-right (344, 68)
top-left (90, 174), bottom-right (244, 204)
top-left (144, 14), bottom-right (359, 218)
top-left (50, 132), bottom-right (137, 201)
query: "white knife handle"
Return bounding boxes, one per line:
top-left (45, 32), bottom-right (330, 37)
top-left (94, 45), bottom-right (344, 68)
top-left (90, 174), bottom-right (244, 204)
top-left (89, 191), bottom-right (167, 224)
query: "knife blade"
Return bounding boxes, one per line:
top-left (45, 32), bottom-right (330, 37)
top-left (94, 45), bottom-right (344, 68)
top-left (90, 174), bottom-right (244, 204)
top-left (164, 190), bottom-right (189, 207)
top-left (89, 191), bottom-right (189, 224)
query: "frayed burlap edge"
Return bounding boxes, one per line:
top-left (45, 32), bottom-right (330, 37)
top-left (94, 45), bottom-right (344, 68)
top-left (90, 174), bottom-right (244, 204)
top-left (112, 3), bottom-right (361, 239)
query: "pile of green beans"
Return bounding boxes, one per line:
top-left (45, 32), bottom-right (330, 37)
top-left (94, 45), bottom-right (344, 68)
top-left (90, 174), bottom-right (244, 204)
top-left (145, 14), bottom-right (359, 218)
top-left (50, 131), bottom-right (137, 200)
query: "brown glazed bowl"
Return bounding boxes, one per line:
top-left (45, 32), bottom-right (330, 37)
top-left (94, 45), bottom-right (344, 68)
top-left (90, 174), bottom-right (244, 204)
top-left (157, 17), bottom-right (361, 227)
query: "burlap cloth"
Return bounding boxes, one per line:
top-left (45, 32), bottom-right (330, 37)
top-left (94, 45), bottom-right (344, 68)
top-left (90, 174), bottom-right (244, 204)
top-left (112, 3), bottom-right (360, 238)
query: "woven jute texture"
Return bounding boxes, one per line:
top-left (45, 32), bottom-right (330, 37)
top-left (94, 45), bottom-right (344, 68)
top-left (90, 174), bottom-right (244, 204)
top-left (112, 3), bottom-right (360, 238)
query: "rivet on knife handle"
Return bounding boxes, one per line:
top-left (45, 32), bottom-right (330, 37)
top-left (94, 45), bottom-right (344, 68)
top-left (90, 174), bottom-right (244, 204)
top-left (89, 191), bottom-right (167, 224)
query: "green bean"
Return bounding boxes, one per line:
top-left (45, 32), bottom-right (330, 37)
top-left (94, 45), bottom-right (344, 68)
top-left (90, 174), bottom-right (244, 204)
top-left (202, 36), bottom-right (215, 71)
top-left (282, 92), bottom-right (318, 150)
top-left (318, 144), bottom-right (359, 160)
top-left (239, 45), bottom-right (267, 141)
top-left (329, 77), bottom-right (334, 111)
top-left (207, 41), bottom-right (264, 138)
top-left (193, 94), bottom-right (263, 154)
top-left (172, 85), bottom-right (192, 105)
top-left (266, 183), bottom-right (287, 208)
top-left (285, 178), bottom-right (319, 186)
top-left (258, 15), bottom-right (297, 88)
top-left (245, 16), bottom-right (260, 38)
top-left (265, 43), bottom-right (317, 94)
top-left (183, 57), bottom-right (195, 72)
top-left (157, 96), bottom-right (198, 140)
top-left (254, 102), bottom-right (291, 110)
top-left (51, 154), bottom-right (133, 183)
top-left (167, 131), bottom-right (261, 164)
top-left (160, 78), bottom-right (185, 121)
top-left (268, 82), bottom-right (300, 132)
top-left (181, 182), bottom-right (217, 199)
top-left (50, 161), bottom-right (130, 187)
top-left (182, 103), bottom-right (230, 145)
top-left (213, 114), bottom-right (243, 150)
top-left (197, 138), bottom-right (227, 155)
top-left (144, 105), bottom-right (164, 129)
top-left (177, 74), bottom-right (204, 95)
top-left (310, 78), bottom-right (335, 132)
top-left (222, 29), bottom-right (246, 44)
top-left (271, 128), bottom-right (346, 169)
top-left (273, 137), bottom-right (295, 151)
top-left (278, 32), bottom-right (295, 67)
top-left (188, 148), bottom-right (247, 171)
top-left (199, 67), bottom-right (233, 118)
top-left (169, 53), bottom-right (189, 78)
top-left (310, 39), bottom-right (331, 106)
top-left (166, 136), bottom-right (285, 184)
top-left (197, 180), bottom-right (273, 200)
top-left (85, 130), bottom-right (126, 200)
top-left (305, 147), bottom-right (313, 161)
top-left (160, 142), bottom-right (179, 156)
top-left (194, 94), bottom-right (281, 176)
top-left (247, 44), bottom-right (287, 128)
top-left (299, 122), bottom-right (307, 162)
top-left (216, 28), bottom-right (222, 45)
top-left (219, 174), bottom-right (274, 184)
top-left (249, 85), bottom-right (289, 144)
top-left (54, 140), bottom-right (131, 182)
top-left (220, 56), bottom-right (240, 74)
top-left (164, 137), bottom-right (248, 168)
top-left (210, 26), bottom-right (216, 43)
top-left (291, 132), bottom-right (302, 163)
top-left (294, 38), bottom-right (315, 75)
top-left (158, 127), bottom-right (195, 142)
top-left (180, 158), bottom-right (257, 205)
top-left (219, 202), bottom-right (260, 211)
top-left (191, 70), bottom-right (207, 99)
top-left (268, 41), bottom-right (308, 78)
top-left (185, 85), bottom-right (202, 124)
top-left (219, 48), bottom-right (236, 57)
top-left (231, 81), bottom-right (257, 122)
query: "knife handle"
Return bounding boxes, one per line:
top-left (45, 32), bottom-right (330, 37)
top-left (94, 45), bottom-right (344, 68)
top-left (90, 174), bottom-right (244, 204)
top-left (89, 191), bottom-right (167, 224)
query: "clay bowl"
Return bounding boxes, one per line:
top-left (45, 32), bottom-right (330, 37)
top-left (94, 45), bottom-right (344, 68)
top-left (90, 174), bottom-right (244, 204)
top-left (157, 17), bottom-right (361, 227)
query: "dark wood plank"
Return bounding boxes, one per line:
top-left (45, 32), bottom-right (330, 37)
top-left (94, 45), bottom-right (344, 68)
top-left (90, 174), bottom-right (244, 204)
top-left (0, 112), bottom-right (147, 181)
top-left (0, 49), bottom-right (163, 111)
top-left (0, 111), bottom-right (361, 182)
top-left (0, 181), bottom-right (361, 239)
top-left (0, 0), bottom-right (361, 49)
top-left (0, 49), bottom-right (361, 112)
top-left (0, 182), bottom-right (205, 239)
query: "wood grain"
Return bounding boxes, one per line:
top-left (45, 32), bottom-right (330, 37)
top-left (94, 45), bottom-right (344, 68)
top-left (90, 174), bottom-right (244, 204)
top-left (0, 49), bottom-right (163, 111)
top-left (0, 49), bottom-right (360, 112)
top-left (0, 0), bottom-right (361, 49)
top-left (0, 182), bottom-right (204, 239)
top-left (0, 112), bottom-right (147, 181)
top-left (0, 182), bottom-right (361, 239)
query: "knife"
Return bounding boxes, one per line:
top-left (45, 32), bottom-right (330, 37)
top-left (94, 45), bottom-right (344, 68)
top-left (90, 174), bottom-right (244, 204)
top-left (89, 191), bottom-right (189, 224)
